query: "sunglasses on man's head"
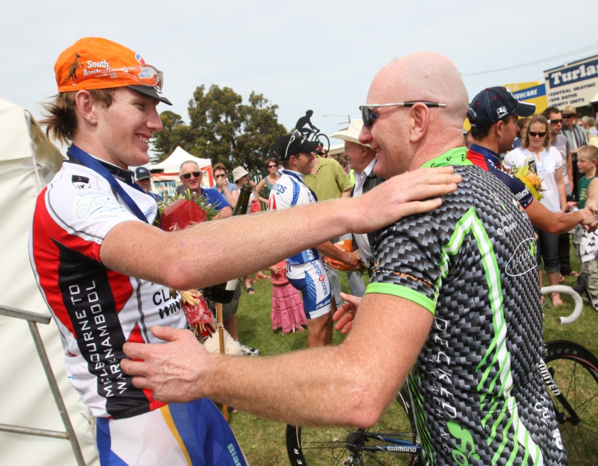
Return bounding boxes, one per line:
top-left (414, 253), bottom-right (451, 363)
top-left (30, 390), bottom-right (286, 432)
top-left (528, 131), bottom-right (547, 138)
top-left (181, 171), bottom-right (201, 179)
top-left (359, 102), bottom-right (447, 129)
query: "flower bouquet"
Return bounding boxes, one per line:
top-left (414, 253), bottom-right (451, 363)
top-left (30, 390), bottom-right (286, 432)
top-left (156, 189), bottom-right (218, 339)
top-left (511, 165), bottom-right (545, 201)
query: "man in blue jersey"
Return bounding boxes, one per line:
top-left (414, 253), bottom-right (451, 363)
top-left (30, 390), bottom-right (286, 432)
top-left (124, 52), bottom-right (567, 465)
top-left (269, 131), bottom-right (360, 347)
top-left (466, 87), bottom-right (596, 234)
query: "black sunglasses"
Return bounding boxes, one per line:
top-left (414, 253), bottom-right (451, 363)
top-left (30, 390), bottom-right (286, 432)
top-left (528, 131), bottom-right (547, 138)
top-left (563, 115), bottom-right (576, 119)
top-left (359, 102), bottom-right (447, 129)
top-left (181, 171), bottom-right (201, 179)
top-left (267, 164), bottom-right (278, 168)
top-left (549, 119), bottom-right (563, 124)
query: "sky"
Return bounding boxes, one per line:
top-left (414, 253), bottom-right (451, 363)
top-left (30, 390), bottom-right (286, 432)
top-left (2, 0), bottom-right (597, 153)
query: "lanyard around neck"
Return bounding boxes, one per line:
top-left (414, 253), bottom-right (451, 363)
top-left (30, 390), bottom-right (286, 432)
top-left (67, 144), bottom-right (149, 223)
top-left (282, 169), bottom-right (318, 201)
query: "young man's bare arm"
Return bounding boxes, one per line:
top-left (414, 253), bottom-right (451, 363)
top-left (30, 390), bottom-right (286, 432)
top-left (525, 199), bottom-right (596, 234)
top-left (100, 167), bottom-right (461, 290)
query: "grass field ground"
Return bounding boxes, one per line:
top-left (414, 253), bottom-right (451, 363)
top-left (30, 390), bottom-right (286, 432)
top-left (224, 258), bottom-right (598, 465)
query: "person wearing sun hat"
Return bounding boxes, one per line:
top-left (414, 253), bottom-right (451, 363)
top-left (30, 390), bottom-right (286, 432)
top-left (30, 37), bottom-right (248, 465)
top-left (331, 120), bottom-right (383, 266)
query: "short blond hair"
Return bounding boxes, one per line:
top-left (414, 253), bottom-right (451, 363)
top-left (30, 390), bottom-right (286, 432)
top-left (579, 144), bottom-right (598, 162)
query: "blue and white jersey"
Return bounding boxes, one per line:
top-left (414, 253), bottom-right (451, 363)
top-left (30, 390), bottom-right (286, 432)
top-left (269, 170), bottom-right (320, 265)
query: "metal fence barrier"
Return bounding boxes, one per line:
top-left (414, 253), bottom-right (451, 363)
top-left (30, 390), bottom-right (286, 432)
top-left (0, 304), bottom-right (86, 465)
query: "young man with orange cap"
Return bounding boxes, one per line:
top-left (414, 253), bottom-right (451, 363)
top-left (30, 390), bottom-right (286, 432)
top-left (29, 37), bottom-right (462, 465)
top-left (30, 37), bottom-right (248, 466)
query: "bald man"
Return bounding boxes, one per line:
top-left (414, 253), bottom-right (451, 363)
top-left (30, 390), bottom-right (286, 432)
top-left (122, 52), bottom-right (565, 465)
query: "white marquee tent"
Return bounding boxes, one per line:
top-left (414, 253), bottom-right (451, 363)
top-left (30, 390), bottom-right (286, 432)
top-left (0, 97), bottom-right (98, 465)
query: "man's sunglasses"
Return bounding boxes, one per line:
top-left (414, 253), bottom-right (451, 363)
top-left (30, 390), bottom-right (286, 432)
top-left (528, 131), bottom-right (547, 138)
top-left (181, 171), bottom-right (201, 179)
top-left (563, 115), bottom-right (576, 119)
top-left (359, 102), bottom-right (447, 129)
top-left (267, 164), bottom-right (278, 168)
top-left (549, 119), bottom-right (563, 124)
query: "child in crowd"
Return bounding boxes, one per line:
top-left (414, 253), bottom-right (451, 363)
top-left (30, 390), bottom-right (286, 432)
top-left (572, 145), bottom-right (598, 309)
top-left (268, 261), bottom-right (306, 334)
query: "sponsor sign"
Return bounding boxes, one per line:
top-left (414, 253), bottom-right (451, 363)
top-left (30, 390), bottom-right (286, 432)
top-left (544, 55), bottom-right (598, 109)
top-left (504, 81), bottom-right (547, 115)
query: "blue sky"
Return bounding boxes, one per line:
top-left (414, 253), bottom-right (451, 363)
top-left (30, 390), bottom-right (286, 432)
top-left (2, 0), bottom-right (596, 144)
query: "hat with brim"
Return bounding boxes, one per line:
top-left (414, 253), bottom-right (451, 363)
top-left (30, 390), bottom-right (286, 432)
top-left (331, 119), bottom-right (371, 148)
top-left (55, 37), bottom-right (172, 106)
top-left (563, 106), bottom-right (578, 117)
top-left (129, 85), bottom-right (172, 105)
top-left (232, 166), bottom-right (249, 182)
top-left (135, 166), bottom-right (151, 180)
top-left (468, 86), bottom-right (535, 127)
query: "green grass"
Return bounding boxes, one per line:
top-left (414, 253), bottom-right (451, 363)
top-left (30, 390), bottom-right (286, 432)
top-left (226, 254), bottom-right (598, 465)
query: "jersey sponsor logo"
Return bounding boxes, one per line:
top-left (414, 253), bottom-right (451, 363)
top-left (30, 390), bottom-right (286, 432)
top-left (72, 175), bottom-right (90, 190)
top-left (447, 420), bottom-right (481, 465)
top-left (75, 193), bottom-right (128, 219)
top-left (227, 443), bottom-right (244, 465)
top-left (505, 238), bottom-right (538, 277)
top-left (273, 184), bottom-right (287, 194)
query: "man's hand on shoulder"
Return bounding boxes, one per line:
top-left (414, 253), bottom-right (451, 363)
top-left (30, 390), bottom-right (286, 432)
top-left (346, 166), bottom-right (461, 234)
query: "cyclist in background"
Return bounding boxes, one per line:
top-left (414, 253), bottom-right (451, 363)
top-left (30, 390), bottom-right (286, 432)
top-left (295, 109), bottom-right (319, 137)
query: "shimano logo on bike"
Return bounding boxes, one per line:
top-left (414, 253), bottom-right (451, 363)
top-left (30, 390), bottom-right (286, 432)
top-left (387, 446), bottom-right (418, 453)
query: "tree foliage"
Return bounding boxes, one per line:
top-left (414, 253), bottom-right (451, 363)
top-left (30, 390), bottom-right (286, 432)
top-left (152, 85), bottom-right (287, 170)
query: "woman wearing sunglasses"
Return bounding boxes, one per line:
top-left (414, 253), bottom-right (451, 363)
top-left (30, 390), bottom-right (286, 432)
top-left (255, 157), bottom-right (281, 205)
top-left (504, 115), bottom-right (568, 306)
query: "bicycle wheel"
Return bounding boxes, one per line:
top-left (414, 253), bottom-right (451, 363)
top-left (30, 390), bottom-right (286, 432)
top-left (314, 133), bottom-right (330, 153)
top-left (286, 387), bottom-right (421, 465)
top-left (544, 340), bottom-right (598, 465)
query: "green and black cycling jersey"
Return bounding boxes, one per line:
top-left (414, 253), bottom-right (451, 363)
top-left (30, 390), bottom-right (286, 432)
top-left (367, 147), bottom-right (566, 465)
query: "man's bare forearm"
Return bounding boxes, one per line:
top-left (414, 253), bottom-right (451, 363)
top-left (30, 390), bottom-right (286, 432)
top-left (101, 167), bottom-right (461, 290)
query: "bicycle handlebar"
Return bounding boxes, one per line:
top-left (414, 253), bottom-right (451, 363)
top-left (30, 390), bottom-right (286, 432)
top-left (540, 285), bottom-right (584, 324)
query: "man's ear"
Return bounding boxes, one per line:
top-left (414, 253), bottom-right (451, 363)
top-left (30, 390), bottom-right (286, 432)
top-left (74, 90), bottom-right (98, 125)
top-left (494, 119), bottom-right (505, 139)
top-left (409, 104), bottom-right (430, 143)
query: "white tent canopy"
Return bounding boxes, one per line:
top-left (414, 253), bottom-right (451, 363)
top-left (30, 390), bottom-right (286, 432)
top-left (0, 97), bottom-right (98, 465)
top-left (150, 145), bottom-right (211, 175)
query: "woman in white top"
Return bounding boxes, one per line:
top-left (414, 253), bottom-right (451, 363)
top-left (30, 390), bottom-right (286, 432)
top-left (504, 115), bottom-right (567, 306)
